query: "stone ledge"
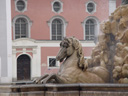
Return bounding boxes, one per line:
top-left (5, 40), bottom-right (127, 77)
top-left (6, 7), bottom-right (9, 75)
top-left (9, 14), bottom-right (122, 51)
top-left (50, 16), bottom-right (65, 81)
top-left (0, 83), bottom-right (128, 96)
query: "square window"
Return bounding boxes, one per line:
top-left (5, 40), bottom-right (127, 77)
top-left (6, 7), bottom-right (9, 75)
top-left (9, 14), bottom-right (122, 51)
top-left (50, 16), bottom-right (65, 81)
top-left (48, 56), bottom-right (60, 68)
top-left (49, 58), bottom-right (56, 67)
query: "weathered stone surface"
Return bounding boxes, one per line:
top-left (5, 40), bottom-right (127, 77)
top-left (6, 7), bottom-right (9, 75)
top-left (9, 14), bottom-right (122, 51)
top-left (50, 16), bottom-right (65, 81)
top-left (34, 37), bottom-right (109, 84)
top-left (10, 93), bottom-right (20, 96)
top-left (0, 84), bottom-right (128, 96)
top-left (20, 92), bottom-right (44, 96)
top-left (46, 91), bottom-right (79, 96)
top-left (81, 91), bottom-right (128, 96)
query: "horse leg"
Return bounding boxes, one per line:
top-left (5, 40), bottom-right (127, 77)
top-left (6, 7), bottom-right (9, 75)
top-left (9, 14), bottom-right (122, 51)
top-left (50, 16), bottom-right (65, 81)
top-left (33, 74), bottom-right (49, 84)
top-left (41, 74), bottom-right (64, 84)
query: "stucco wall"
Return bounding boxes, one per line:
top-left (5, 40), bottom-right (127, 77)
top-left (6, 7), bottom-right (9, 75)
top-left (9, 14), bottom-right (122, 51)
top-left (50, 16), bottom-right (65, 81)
top-left (11, 0), bottom-right (109, 40)
top-left (11, 0), bottom-right (117, 79)
top-left (116, 0), bottom-right (122, 8)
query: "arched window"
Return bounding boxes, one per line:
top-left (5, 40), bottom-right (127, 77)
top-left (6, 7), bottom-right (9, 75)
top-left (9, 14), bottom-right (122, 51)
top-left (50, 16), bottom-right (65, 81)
top-left (15, 18), bottom-right (28, 39)
top-left (85, 19), bottom-right (95, 41)
top-left (52, 19), bottom-right (63, 40)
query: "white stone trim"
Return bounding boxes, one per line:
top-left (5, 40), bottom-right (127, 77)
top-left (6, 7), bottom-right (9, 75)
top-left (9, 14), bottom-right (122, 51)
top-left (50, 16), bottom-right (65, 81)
top-left (82, 16), bottom-right (100, 43)
top-left (16, 53), bottom-right (32, 62)
top-left (12, 38), bottom-right (95, 81)
top-left (13, 40), bottom-right (95, 47)
top-left (15, 0), bottom-right (28, 13)
top-left (12, 51), bottom-right (16, 81)
top-left (12, 45), bottom-right (41, 81)
top-left (12, 38), bottom-right (96, 48)
top-left (51, 0), bottom-right (63, 14)
top-left (0, 57), bottom-right (1, 80)
top-left (85, 0), bottom-right (97, 14)
top-left (0, 77), bottom-right (12, 84)
top-left (12, 15), bottom-right (32, 40)
top-left (37, 42), bottom-right (95, 47)
top-left (47, 16), bottom-right (68, 40)
top-left (6, 0), bottom-right (12, 81)
top-left (0, 0), bottom-right (12, 83)
top-left (47, 56), bottom-right (60, 69)
top-left (13, 50), bottom-right (35, 54)
top-left (109, 0), bottom-right (116, 16)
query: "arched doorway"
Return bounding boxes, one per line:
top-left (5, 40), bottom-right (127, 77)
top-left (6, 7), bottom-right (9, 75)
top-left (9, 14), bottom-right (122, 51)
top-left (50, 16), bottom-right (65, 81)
top-left (17, 54), bottom-right (31, 80)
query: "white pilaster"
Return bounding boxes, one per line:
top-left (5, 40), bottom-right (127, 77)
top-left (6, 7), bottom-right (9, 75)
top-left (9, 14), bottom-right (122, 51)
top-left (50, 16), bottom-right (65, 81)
top-left (0, 0), bottom-right (12, 83)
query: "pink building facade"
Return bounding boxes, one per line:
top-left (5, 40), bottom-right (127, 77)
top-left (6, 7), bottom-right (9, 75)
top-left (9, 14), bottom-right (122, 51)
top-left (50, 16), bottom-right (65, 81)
top-left (11, 0), bottom-right (120, 81)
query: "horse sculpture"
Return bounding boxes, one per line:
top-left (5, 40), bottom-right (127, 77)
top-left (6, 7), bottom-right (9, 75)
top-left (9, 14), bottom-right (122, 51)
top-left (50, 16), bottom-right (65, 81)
top-left (34, 37), bottom-right (109, 84)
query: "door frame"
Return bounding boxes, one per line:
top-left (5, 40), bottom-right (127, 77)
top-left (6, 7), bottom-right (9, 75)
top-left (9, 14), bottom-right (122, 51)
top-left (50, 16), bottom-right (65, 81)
top-left (16, 53), bottom-right (32, 81)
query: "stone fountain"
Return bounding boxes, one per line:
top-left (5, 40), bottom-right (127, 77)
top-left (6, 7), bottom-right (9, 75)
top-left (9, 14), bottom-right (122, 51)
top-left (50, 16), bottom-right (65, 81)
top-left (1, 3), bottom-right (128, 96)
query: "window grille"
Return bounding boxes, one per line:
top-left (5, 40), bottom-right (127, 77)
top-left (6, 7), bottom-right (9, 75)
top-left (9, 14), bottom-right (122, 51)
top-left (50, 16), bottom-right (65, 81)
top-left (15, 18), bottom-right (28, 39)
top-left (52, 19), bottom-right (63, 40)
top-left (87, 3), bottom-right (94, 13)
top-left (49, 58), bottom-right (56, 67)
top-left (85, 19), bottom-right (95, 41)
top-left (53, 2), bottom-right (61, 12)
top-left (17, 0), bottom-right (25, 11)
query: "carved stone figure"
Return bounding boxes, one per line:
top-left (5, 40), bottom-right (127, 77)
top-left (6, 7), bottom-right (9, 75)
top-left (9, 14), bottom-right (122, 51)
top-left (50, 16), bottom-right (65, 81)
top-left (34, 37), bottom-right (109, 84)
top-left (34, 4), bottom-right (128, 84)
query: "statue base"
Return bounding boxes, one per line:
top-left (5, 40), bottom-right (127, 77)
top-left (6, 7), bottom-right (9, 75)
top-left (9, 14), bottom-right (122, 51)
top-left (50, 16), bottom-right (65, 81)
top-left (0, 83), bottom-right (128, 96)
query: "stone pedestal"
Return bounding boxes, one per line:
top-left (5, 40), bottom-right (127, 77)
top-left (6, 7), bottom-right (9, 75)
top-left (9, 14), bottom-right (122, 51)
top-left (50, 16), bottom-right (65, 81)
top-left (0, 0), bottom-right (12, 83)
top-left (0, 84), bottom-right (128, 96)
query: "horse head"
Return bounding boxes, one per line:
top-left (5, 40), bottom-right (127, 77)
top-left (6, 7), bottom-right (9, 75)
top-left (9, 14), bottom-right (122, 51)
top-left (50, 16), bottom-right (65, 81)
top-left (56, 37), bottom-right (85, 69)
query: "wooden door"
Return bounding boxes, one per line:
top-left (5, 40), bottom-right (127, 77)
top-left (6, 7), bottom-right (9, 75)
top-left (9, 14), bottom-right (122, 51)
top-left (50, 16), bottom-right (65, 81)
top-left (17, 55), bottom-right (31, 80)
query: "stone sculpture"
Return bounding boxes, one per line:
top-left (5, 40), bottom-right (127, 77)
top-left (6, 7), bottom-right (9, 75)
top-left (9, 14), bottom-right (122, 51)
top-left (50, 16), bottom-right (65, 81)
top-left (34, 37), bottom-right (109, 84)
top-left (99, 4), bottom-right (128, 83)
top-left (34, 4), bottom-right (128, 84)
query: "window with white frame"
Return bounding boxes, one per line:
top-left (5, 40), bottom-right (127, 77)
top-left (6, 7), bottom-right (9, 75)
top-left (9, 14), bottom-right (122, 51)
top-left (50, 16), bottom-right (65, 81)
top-left (15, 0), bottom-right (27, 12)
top-left (48, 56), bottom-right (59, 68)
top-left (87, 3), bottom-right (94, 13)
top-left (47, 16), bottom-right (67, 40)
top-left (17, 0), bottom-right (25, 11)
top-left (12, 15), bottom-right (32, 40)
top-left (52, 19), bottom-right (63, 40)
top-left (86, 1), bottom-right (96, 14)
top-left (52, 0), bottom-right (63, 13)
top-left (53, 2), bottom-right (61, 12)
top-left (15, 18), bottom-right (28, 39)
top-left (82, 16), bottom-right (99, 43)
top-left (85, 19), bottom-right (95, 41)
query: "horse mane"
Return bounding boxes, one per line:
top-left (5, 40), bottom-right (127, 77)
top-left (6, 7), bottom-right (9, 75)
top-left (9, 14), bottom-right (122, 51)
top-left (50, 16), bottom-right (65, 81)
top-left (64, 37), bottom-right (85, 70)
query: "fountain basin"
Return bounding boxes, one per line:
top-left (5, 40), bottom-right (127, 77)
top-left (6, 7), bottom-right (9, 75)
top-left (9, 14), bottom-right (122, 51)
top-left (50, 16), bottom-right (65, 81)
top-left (0, 83), bottom-right (128, 96)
